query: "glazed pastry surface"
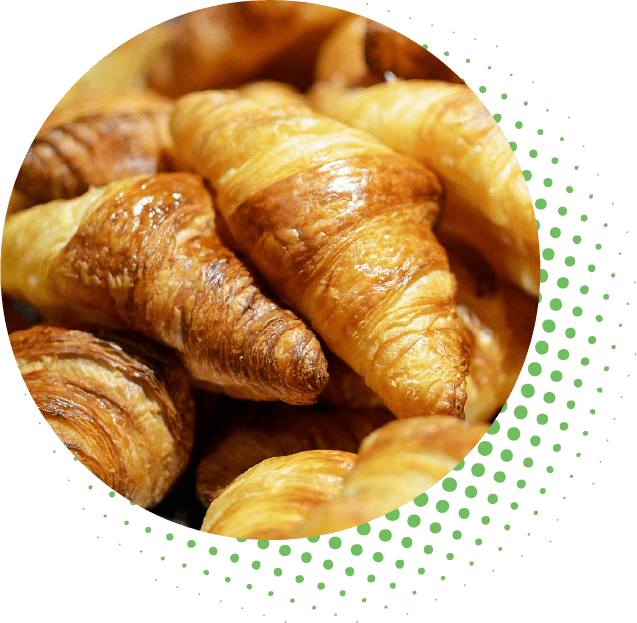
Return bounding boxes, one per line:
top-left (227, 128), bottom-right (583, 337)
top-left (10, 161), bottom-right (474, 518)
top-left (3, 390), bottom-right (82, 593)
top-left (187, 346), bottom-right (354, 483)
top-left (200, 450), bottom-right (357, 539)
top-left (2, 173), bottom-right (328, 404)
top-left (293, 416), bottom-right (489, 536)
top-left (196, 401), bottom-right (393, 506)
top-left (11, 324), bottom-right (195, 508)
top-left (171, 91), bottom-right (470, 419)
top-left (310, 79), bottom-right (540, 297)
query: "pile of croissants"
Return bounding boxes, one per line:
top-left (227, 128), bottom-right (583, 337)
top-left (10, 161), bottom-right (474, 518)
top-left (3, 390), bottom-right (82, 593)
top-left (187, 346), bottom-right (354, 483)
top-left (2, 2), bottom-right (539, 539)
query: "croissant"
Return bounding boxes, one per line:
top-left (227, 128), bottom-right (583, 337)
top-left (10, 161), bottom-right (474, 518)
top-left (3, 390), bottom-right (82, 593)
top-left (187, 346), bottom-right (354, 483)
top-left (314, 16), bottom-right (462, 88)
top-left (310, 79), bottom-right (540, 297)
top-left (15, 110), bottom-right (178, 207)
top-left (196, 400), bottom-right (393, 506)
top-left (200, 450), bottom-right (357, 539)
top-left (293, 416), bottom-right (489, 537)
top-left (1, 173), bottom-right (328, 404)
top-left (171, 91), bottom-right (470, 420)
top-left (147, 2), bottom-right (345, 97)
top-left (363, 20), bottom-right (463, 83)
top-left (11, 324), bottom-right (195, 508)
top-left (41, 88), bottom-right (172, 134)
top-left (441, 231), bottom-right (537, 423)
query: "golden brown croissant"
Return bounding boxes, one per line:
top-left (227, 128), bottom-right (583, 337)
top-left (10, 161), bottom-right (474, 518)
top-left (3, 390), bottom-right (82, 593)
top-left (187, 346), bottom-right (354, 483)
top-left (320, 237), bottom-right (537, 423)
top-left (314, 16), bottom-right (461, 88)
top-left (200, 450), bottom-right (357, 539)
top-left (147, 2), bottom-right (345, 97)
top-left (171, 91), bottom-right (470, 420)
top-left (11, 324), bottom-right (195, 508)
top-left (441, 232), bottom-right (537, 423)
top-left (310, 79), bottom-right (540, 297)
top-left (363, 21), bottom-right (463, 83)
top-left (1, 173), bottom-right (327, 404)
top-left (293, 416), bottom-right (489, 536)
top-left (41, 88), bottom-right (173, 134)
top-left (15, 110), bottom-right (178, 207)
top-left (196, 400), bottom-right (393, 506)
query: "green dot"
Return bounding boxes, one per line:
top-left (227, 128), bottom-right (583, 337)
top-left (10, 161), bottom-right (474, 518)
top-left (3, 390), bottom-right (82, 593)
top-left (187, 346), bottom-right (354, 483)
top-left (544, 178), bottom-right (553, 187)
top-left (528, 362), bottom-right (542, 376)
top-left (574, 379), bottom-right (582, 388)
top-left (535, 198), bottom-right (547, 210)
top-left (556, 349), bottom-right (570, 361)
top-left (187, 540), bottom-right (196, 549)
top-left (166, 534), bottom-right (174, 541)
top-left (436, 500), bottom-right (450, 513)
top-left (521, 384), bottom-right (535, 398)
top-left (515, 121), bottom-right (523, 129)
top-left (558, 206), bottom-right (567, 216)
top-left (459, 508), bottom-right (470, 519)
top-left (367, 575), bottom-right (376, 583)
top-left (357, 523), bottom-right (371, 536)
top-left (566, 186), bottom-right (573, 193)
top-left (550, 298), bottom-right (562, 311)
top-left (329, 537), bottom-right (342, 550)
top-left (373, 552), bottom-right (384, 563)
top-left (581, 215), bottom-right (588, 222)
top-left (257, 540), bottom-right (269, 550)
top-left (487, 494), bottom-right (498, 504)
top-left (274, 568), bottom-right (282, 576)
top-left (408, 515), bottom-right (421, 528)
top-left (543, 248), bottom-right (555, 261)
top-left (537, 413), bottom-right (548, 425)
top-left (430, 523), bottom-right (441, 534)
top-left (544, 392), bottom-right (556, 404)
top-left (523, 170), bottom-right (532, 181)
top-left (488, 419), bottom-right (501, 434)
top-left (465, 486), bottom-right (478, 498)
top-left (482, 516), bottom-right (491, 525)
top-left (295, 575), bottom-right (304, 584)
top-left (379, 530), bottom-right (392, 542)
top-left (508, 428), bottom-right (521, 441)
top-left (550, 370), bottom-right (563, 382)
top-left (540, 269), bottom-right (549, 283)
top-left (509, 141), bottom-right (517, 151)
top-left (351, 544), bottom-right (363, 556)
top-left (323, 560), bottom-right (333, 570)
top-left (543, 319), bottom-right (556, 333)
top-left (529, 149), bottom-right (538, 158)
top-left (500, 449), bottom-right (513, 462)
top-left (501, 93), bottom-right (508, 99)
top-left (476, 539), bottom-right (483, 546)
top-left (230, 554), bottom-right (239, 563)
top-left (413, 492), bottom-right (429, 506)
top-left (252, 561), bottom-right (261, 570)
top-left (442, 477), bottom-right (458, 492)
top-left (301, 552), bottom-right (312, 563)
top-left (471, 463), bottom-right (485, 477)
top-left (517, 480), bottom-right (527, 489)
top-left (307, 536), bottom-right (319, 543)
top-left (523, 457), bottom-right (534, 467)
top-left (401, 537), bottom-right (412, 549)
top-left (536, 341), bottom-right (549, 355)
top-left (565, 256), bottom-right (576, 267)
top-left (424, 545), bottom-right (434, 554)
top-left (552, 157), bottom-right (559, 164)
top-left (395, 560), bottom-right (404, 569)
top-left (478, 441), bottom-right (493, 456)
top-left (588, 336), bottom-right (597, 345)
top-left (494, 471), bottom-right (506, 483)
top-left (530, 436), bottom-right (541, 447)
top-left (567, 400), bottom-right (576, 409)
top-left (209, 547), bottom-right (218, 556)
top-left (479, 86), bottom-right (486, 93)
top-left (514, 405), bottom-right (528, 419)
top-left (279, 545), bottom-right (291, 556)
top-left (385, 509), bottom-right (400, 521)
top-left (145, 527), bottom-right (151, 534)
top-left (573, 307), bottom-right (582, 317)
top-left (538, 129), bottom-right (544, 135)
